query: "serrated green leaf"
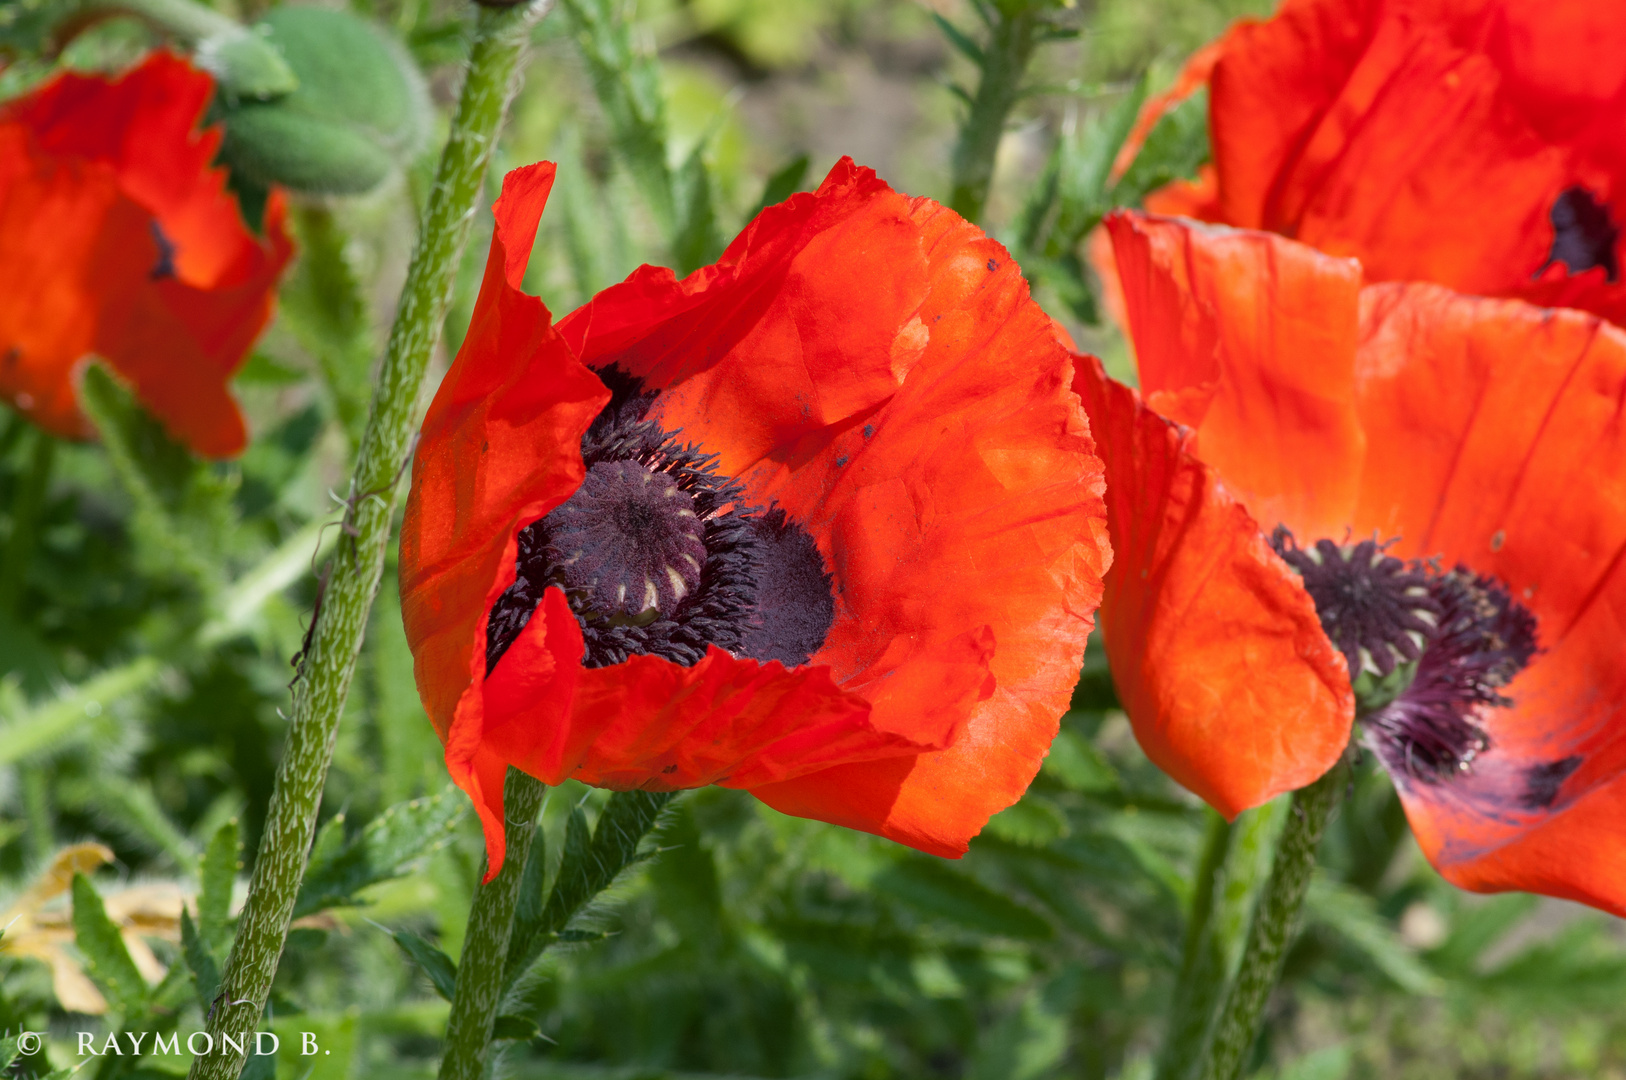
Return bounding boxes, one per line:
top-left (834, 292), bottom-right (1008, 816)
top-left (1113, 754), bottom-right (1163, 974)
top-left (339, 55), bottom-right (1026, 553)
top-left (71, 873), bottom-right (148, 1015)
top-left (562, 0), bottom-right (675, 233)
top-left (391, 928), bottom-right (458, 1002)
top-left (876, 857), bottom-right (1053, 941)
top-left (200, 818), bottom-right (240, 950)
top-left (294, 785), bottom-right (466, 917)
top-left (505, 791), bottom-right (673, 990)
top-left (181, 906), bottom-right (222, 1012)
top-left (1110, 87), bottom-right (1210, 209)
top-left (1306, 878), bottom-right (1442, 995)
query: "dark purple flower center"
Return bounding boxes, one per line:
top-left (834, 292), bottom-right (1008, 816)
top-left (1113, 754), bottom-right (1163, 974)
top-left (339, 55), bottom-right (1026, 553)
top-left (484, 367), bottom-right (835, 673)
top-left (1273, 528), bottom-right (1539, 786)
top-left (1538, 186), bottom-right (1619, 283)
top-left (548, 459), bottom-right (707, 621)
top-left (150, 220), bottom-right (178, 281)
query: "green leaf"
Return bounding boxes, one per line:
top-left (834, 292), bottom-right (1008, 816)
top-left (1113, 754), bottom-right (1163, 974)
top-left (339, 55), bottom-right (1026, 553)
top-left (293, 784), bottom-right (466, 918)
top-left (562, 0), bottom-right (675, 232)
top-left (71, 873), bottom-right (149, 1015)
top-left (390, 928), bottom-right (458, 1002)
top-left (1428, 892), bottom-right (1540, 975)
top-left (931, 12), bottom-right (985, 66)
top-left (217, 7), bottom-right (432, 195)
top-left (984, 796), bottom-right (1069, 847)
top-left (491, 1013), bottom-right (540, 1042)
top-left (200, 818), bottom-right (241, 949)
top-left (235, 352), bottom-right (307, 387)
top-left (968, 989), bottom-right (1067, 1080)
top-left (672, 141), bottom-right (722, 276)
top-left (1041, 728), bottom-right (1119, 793)
top-left (747, 153), bottom-right (811, 221)
top-left (280, 204), bottom-right (374, 448)
top-left (1109, 87), bottom-right (1210, 210)
top-left (0, 657), bottom-right (162, 767)
top-left (876, 857), bottom-right (1053, 941)
top-left (505, 790), bottom-right (674, 990)
top-left (1305, 878), bottom-right (1442, 995)
top-left (78, 364), bottom-right (229, 592)
top-left (181, 906), bottom-right (222, 1012)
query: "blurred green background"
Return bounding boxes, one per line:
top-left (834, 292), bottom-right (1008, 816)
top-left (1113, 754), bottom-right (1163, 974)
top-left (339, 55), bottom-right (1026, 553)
top-left (2, 1), bottom-right (1624, 1078)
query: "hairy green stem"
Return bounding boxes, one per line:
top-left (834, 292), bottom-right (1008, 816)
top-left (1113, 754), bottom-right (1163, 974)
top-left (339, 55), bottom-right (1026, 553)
top-left (1196, 758), bottom-right (1349, 1080)
top-left (0, 427), bottom-right (55, 618)
top-left (948, 6), bottom-right (1043, 224)
top-left (438, 770), bottom-right (547, 1080)
top-left (1155, 810), bottom-right (1232, 1080)
top-left (185, 6), bottom-right (552, 1077)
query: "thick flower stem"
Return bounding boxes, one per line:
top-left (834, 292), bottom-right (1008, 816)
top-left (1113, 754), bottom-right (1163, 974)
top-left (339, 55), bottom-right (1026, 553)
top-left (948, 5), bottom-right (1044, 224)
top-left (185, 6), bottom-right (552, 1079)
top-left (0, 427), bottom-right (55, 618)
top-left (1196, 757), bottom-right (1349, 1080)
top-left (439, 769), bottom-right (547, 1080)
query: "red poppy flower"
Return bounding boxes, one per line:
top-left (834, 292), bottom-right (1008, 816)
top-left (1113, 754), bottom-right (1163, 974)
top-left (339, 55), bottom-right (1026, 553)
top-left (399, 159), bottom-right (1110, 877)
top-left (1116, 0), bottom-right (1626, 327)
top-left (0, 52), bottom-right (292, 457)
top-left (1082, 208), bottom-right (1626, 915)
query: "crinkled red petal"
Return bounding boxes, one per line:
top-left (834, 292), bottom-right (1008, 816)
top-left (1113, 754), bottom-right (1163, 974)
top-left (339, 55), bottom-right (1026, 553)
top-left (1349, 283), bottom-right (1626, 915)
top-left (561, 158), bottom-right (1109, 856)
top-left (0, 52), bottom-right (291, 456)
top-left (1106, 211), bottom-right (1366, 542)
top-left (1072, 353), bottom-right (1352, 817)
top-left (1201, 0), bottom-right (1626, 324)
top-left (404, 162), bottom-right (1003, 878)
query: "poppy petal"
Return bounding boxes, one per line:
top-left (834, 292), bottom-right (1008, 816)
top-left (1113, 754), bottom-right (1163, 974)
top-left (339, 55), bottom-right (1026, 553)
top-left (1106, 211), bottom-right (1366, 543)
top-left (560, 160), bottom-right (1110, 853)
top-left (1346, 283), bottom-right (1626, 914)
top-left (399, 161), bottom-right (610, 869)
top-left (1072, 353), bottom-right (1352, 817)
top-left (402, 162), bottom-right (985, 876)
top-left (0, 53), bottom-right (291, 456)
top-left (1203, 0), bottom-right (1626, 324)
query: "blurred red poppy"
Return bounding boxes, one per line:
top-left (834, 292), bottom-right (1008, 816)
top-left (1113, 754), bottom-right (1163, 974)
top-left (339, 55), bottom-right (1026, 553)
top-left (1083, 209), bottom-right (1626, 915)
top-left (400, 159), bottom-right (1110, 877)
top-left (0, 52), bottom-right (292, 457)
top-left (1118, 0), bottom-right (1626, 326)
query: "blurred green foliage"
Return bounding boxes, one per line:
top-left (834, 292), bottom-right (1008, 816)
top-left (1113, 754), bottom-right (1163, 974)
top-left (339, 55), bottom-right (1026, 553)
top-left (1, 1), bottom-right (1624, 1079)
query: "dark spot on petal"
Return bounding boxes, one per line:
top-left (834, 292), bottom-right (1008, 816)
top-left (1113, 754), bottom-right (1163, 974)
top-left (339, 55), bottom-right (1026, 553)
top-left (1520, 755), bottom-right (1582, 810)
top-left (986, 258), bottom-right (998, 272)
top-left (1537, 186), bottom-right (1619, 283)
top-left (739, 507), bottom-right (835, 668)
top-left (862, 424), bottom-right (874, 439)
top-left (662, 763), bottom-right (678, 774)
top-left (834, 456), bottom-right (847, 468)
top-left (149, 220), bottom-right (178, 281)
